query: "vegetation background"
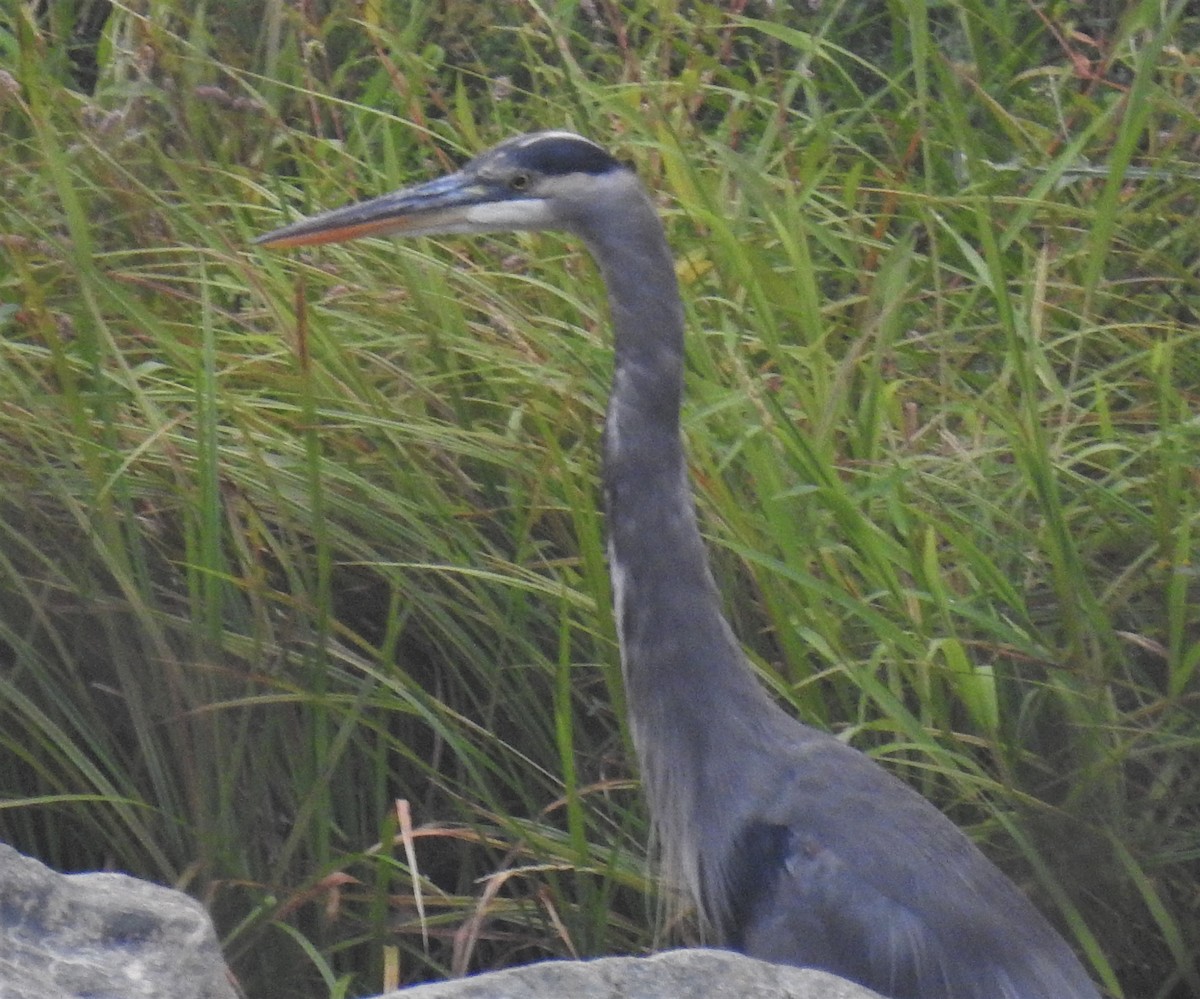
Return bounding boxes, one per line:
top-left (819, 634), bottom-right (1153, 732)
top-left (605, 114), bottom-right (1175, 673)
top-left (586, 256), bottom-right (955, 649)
top-left (1, 0), bottom-right (1198, 996)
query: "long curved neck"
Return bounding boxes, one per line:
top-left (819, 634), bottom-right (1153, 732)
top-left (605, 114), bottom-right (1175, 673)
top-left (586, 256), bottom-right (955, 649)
top-left (577, 191), bottom-right (773, 762)
top-left (575, 181), bottom-right (789, 924)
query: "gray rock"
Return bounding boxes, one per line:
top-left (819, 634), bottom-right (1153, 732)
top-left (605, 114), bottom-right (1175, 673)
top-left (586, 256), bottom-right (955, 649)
top-left (386, 949), bottom-right (883, 999)
top-left (0, 842), bottom-right (238, 999)
top-left (0, 842), bottom-right (880, 999)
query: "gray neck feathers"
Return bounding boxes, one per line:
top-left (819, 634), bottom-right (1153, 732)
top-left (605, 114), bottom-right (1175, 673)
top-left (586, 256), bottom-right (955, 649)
top-left (576, 183), bottom-right (780, 921)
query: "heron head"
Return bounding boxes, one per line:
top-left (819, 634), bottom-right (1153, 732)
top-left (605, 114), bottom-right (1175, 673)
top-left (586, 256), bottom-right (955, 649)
top-left (254, 131), bottom-right (634, 248)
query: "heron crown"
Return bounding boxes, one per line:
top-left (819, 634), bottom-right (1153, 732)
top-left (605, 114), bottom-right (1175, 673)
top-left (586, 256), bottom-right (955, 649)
top-left (474, 131), bottom-right (626, 180)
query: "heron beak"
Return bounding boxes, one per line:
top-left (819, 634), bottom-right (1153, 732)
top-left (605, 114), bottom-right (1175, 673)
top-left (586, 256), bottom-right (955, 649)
top-left (254, 171), bottom-right (552, 249)
top-left (253, 172), bottom-right (499, 248)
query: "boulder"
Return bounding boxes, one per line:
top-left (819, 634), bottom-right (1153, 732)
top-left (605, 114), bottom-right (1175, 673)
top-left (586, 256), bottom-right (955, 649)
top-left (0, 842), bottom-right (882, 999)
top-left (387, 949), bottom-right (882, 999)
top-left (0, 842), bottom-right (237, 999)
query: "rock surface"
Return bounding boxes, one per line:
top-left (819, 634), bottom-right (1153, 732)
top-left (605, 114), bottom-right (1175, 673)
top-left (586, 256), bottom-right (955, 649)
top-left (0, 842), bottom-right (238, 999)
top-left (387, 949), bottom-right (883, 999)
top-left (0, 842), bottom-right (881, 999)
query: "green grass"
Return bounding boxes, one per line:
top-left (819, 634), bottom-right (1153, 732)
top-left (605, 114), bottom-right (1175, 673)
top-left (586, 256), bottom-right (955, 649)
top-left (1, 1), bottom-right (1198, 997)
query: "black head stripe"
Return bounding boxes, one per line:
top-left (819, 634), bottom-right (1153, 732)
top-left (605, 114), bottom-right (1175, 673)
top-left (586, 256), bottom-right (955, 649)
top-left (505, 133), bottom-right (624, 177)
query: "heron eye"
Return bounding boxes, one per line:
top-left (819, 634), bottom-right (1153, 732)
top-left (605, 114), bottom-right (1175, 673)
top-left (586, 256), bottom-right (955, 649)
top-left (510, 172), bottom-right (531, 191)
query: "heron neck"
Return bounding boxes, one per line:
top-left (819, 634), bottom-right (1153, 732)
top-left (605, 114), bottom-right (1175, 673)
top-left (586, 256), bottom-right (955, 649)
top-left (581, 203), bottom-right (772, 736)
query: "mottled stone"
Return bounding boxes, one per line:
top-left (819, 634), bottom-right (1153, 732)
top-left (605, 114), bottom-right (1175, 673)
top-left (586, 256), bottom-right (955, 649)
top-left (386, 949), bottom-right (882, 999)
top-left (0, 843), bottom-right (237, 999)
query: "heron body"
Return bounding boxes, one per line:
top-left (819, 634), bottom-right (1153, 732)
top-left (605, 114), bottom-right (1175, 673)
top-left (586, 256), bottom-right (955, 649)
top-left (256, 131), bottom-right (1102, 999)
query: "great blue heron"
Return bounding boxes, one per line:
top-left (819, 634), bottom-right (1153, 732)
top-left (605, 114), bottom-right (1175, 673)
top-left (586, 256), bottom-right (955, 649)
top-left (256, 131), bottom-right (1103, 999)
